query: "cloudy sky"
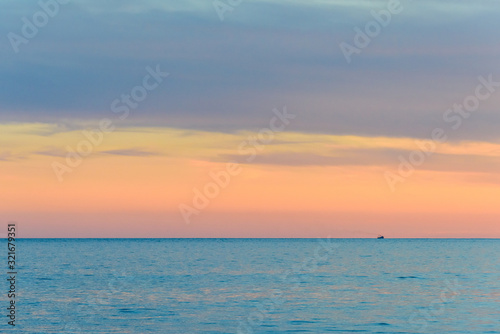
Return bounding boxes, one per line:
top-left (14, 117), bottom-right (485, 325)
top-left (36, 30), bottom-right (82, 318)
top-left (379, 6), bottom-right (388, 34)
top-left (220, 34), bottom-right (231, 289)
top-left (1, 0), bottom-right (500, 237)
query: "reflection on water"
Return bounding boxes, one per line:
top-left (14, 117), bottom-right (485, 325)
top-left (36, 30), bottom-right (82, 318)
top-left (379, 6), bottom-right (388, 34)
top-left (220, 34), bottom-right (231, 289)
top-left (1, 238), bottom-right (499, 333)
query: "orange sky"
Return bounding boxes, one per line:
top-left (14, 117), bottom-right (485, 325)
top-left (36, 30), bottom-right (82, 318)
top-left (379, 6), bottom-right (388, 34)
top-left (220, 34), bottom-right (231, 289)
top-left (2, 1), bottom-right (500, 238)
top-left (1, 122), bottom-right (499, 238)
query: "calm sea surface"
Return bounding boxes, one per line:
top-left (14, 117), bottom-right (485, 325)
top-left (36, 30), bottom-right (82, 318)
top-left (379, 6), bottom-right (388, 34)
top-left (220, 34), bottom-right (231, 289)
top-left (1, 239), bottom-right (499, 333)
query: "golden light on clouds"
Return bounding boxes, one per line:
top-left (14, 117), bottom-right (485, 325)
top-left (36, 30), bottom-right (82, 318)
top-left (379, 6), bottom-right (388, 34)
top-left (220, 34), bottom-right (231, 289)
top-left (1, 122), bottom-right (500, 237)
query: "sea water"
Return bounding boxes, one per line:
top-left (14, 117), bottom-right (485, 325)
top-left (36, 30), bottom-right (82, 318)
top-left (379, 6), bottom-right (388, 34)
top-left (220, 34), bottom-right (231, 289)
top-left (1, 238), bottom-right (499, 333)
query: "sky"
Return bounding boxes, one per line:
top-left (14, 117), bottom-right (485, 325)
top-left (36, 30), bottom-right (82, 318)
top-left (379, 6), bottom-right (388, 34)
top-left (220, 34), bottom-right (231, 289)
top-left (1, 0), bottom-right (500, 238)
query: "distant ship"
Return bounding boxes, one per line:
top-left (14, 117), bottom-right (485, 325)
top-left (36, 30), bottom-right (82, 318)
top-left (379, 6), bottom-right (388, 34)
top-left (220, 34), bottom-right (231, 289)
top-left (377, 235), bottom-right (384, 239)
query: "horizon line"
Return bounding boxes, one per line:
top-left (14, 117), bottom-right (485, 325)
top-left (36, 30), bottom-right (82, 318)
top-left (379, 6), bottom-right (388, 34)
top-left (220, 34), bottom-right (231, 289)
top-left (4, 237), bottom-right (500, 240)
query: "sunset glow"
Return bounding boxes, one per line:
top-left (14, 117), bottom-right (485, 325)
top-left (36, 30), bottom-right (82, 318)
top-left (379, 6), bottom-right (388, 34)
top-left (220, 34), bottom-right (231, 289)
top-left (1, 0), bottom-right (499, 238)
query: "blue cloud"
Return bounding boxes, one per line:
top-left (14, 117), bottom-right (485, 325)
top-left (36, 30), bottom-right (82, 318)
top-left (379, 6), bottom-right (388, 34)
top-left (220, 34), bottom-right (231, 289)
top-left (1, 0), bottom-right (499, 142)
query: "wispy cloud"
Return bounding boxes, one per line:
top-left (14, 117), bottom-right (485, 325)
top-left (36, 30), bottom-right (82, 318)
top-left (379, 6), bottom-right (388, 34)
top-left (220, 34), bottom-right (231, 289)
top-left (0, 151), bottom-right (25, 161)
top-left (34, 147), bottom-right (68, 157)
top-left (100, 148), bottom-right (160, 157)
top-left (219, 148), bottom-right (500, 174)
top-left (0, 152), bottom-right (13, 161)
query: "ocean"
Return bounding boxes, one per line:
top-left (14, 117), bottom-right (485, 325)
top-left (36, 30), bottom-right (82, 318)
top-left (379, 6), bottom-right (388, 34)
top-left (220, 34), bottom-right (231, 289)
top-left (1, 238), bottom-right (499, 333)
